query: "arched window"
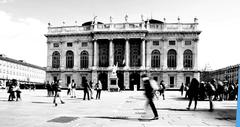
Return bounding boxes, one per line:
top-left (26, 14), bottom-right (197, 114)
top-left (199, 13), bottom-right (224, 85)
top-left (151, 50), bottom-right (160, 68)
top-left (183, 50), bottom-right (193, 68)
top-left (52, 51), bottom-right (60, 68)
top-left (167, 49), bottom-right (177, 68)
top-left (66, 50), bottom-right (74, 68)
top-left (80, 51), bottom-right (89, 68)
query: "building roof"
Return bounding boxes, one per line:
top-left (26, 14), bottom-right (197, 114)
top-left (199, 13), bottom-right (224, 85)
top-left (145, 19), bottom-right (164, 24)
top-left (0, 55), bottom-right (45, 71)
top-left (82, 21), bottom-right (103, 26)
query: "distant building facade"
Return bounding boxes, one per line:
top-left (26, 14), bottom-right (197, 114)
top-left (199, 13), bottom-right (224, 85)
top-left (45, 18), bottom-right (201, 90)
top-left (201, 64), bottom-right (239, 83)
top-left (0, 54), bottom-right (46, 87)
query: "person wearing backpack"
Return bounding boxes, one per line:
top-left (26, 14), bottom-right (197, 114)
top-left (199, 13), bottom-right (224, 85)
top-left (141, 74), bottom-right (158, 120)
top-left (206, 79), bottom-right (216, 112)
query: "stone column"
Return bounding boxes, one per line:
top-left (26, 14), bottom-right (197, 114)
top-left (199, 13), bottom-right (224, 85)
top-left (93, 40), bottom-right (98, 68)
top-left (193, 39), bottom-right (198, 70)
top-left (177, 39), bottom-right (183, 70)
top-left (146, 40), bottom-right (151, 69)
top-left (109, 39), bottom-right (114, 67)
top-left (125, 39), bottom-right (130, 68)
top-left (162, 39), bottom-right (168, 69)
top-left (141, 39), bottom-right (146, 69)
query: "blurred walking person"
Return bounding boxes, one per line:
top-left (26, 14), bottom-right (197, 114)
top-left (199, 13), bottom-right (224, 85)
top-left (89, 81), bottom-right (94, 99)
top-left (186, 78), bottom-right (199, 110)
top-left (141, 74), bottom-right (158, 120)
top-left (8, 80), bottom-right (15, 101)
top-left (53, 79), bottom-right (65, 106)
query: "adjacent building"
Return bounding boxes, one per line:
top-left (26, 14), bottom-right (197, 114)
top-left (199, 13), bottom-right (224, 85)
top-left (45, 18), bottom-right (201, 90)
top-left (0, 54), bottom-right (46, 87)
top-left (201, 64), bottom-right (239, 83)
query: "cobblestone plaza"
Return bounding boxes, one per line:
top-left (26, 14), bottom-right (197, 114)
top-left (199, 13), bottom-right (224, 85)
top-left (0, 90), bottom-right (236, 127)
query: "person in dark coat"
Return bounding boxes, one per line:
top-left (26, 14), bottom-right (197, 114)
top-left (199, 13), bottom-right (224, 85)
top-left (141, 74), bottom-right (158, 120)
top-left (186, 78), bottom-right (200, 110)
top-left (53, 79), bottom-right (65, 106)
top-left (180, 83), bottom-right (184, 96)
top-left (8, 80), bottom-right (15, 101)
top-left (205, 79), bottom-right (216, 112)
top-left (83, 79), bottom-right (90, 100)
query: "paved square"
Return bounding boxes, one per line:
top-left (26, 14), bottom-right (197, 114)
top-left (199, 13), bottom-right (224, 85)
top-left (0, 89), bottom-right (237, 127)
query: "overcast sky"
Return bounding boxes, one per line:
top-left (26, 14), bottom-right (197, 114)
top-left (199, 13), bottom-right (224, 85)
top-left (0, 0), bottom-right (239, 70)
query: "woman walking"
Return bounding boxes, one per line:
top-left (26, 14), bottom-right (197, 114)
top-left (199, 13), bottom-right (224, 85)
top-left (186, 78), bottom-right (199, 110)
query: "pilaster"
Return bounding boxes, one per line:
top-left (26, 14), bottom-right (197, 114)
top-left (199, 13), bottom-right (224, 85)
top-left (124, 71), bottom-right (129, 89)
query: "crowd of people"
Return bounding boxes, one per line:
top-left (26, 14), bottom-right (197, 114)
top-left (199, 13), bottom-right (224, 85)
top-left (181, 78), bottom-right (238, 111)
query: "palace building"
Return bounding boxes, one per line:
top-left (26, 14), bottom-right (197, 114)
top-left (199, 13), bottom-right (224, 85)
top-left (45, 17), bottom-right (201, 90)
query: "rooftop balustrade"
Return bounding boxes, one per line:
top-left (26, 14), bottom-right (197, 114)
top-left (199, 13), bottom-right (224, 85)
top-left (47, 22), bottom-right (198, 35)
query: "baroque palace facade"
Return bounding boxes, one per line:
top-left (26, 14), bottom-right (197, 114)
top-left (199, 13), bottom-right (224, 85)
top-left (45, 18), bottom-right (201, 90)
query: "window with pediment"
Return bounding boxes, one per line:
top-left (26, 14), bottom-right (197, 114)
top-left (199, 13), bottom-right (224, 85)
top-left (167, 49), bottom-right (177, 68)
top-left (151, 50), bottom-right (161, 68)
top-left (52, 51), bottom-right (60, 68)
top-left (80, 51), bottom-right (89, 68)
top-left (183, 50), bottom-right (193, 68)
top-left (66, 50), bottom-right (74, 68)
top-left (130, 41), bottom-right (141, 67)
top-left (114, 41), bottom-right (125, 67)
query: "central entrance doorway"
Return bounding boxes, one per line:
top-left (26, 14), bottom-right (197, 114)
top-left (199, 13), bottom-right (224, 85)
top-left (129, 72), bottom-right (140, 90)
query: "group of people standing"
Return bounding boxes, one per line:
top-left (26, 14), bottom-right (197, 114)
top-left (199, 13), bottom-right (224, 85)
top-left (7, 79), bottom-right (21, 101)
top-left (82, 79), bottom-right (102, 100)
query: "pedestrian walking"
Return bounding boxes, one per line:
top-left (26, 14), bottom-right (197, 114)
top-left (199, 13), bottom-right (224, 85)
top-left (159, 80), bottom-right (166, 100)
top-left (141, 74), bottom-right (158, 120)
top-left (95, 80), bottom-right (102, 99)
top-left (89, 81), bottom-right (94, 99)
top-left (186, 78), bottom-right (199, 110)
top-left (83, 79), bottom-right (90, 100)
top-left (205, 79), bottom-right (216, 112)
top-left (46, 81), bottom-right (52, 97)
top-left (199, 81), bottom-right (206, 101)
top-left (53, 79), bottom-right (65, 106)
top-left (180, 83), bottom-right (184, 96)
top-left (71, 79), bottom-right (76, 98)
top-left (67, 82), bottom-right (72, 96)
top-left (14, 81), bottom-right (21, 101)
top-left (7, 80), bottom-right (15, 101)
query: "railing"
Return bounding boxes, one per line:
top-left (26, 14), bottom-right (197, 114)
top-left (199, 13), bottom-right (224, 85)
top-left (47, 22), bottom-right (198, 35)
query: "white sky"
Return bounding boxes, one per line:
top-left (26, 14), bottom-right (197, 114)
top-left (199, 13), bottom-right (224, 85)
top-left (0, 0), bottom-right (240, 70)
